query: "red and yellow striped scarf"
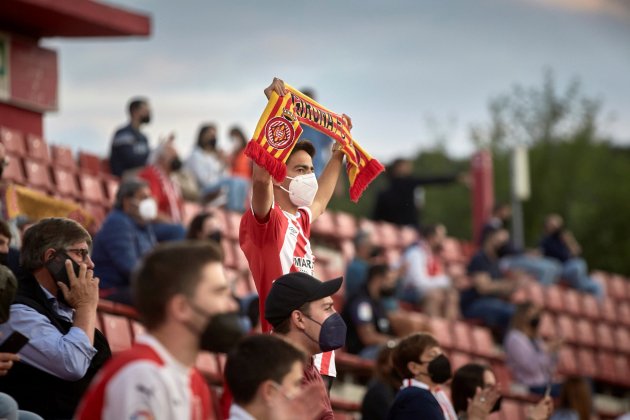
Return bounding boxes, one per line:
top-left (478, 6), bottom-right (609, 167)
top-left (245, 85), bottom-right (383, 202)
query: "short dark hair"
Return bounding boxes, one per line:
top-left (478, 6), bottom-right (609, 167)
top-left (420, 224), bottom-right (440, 239)
top-left (0, 220), bottom-right (12, 241)
top-left (367, 264), bottom-right (389, 284)
top-left (288, 140), bottom-right (315, 160)
top-left (132, 241), bottom-right (223, 330)
top-left (115, 178), bottom-right (148, 209)
top-left (272, 302), bottom-right (310, 335)
top-left (392, 333), bottom-right (439, 379)
top-left (196, 124), bottom-right (217, 148)
top-left (451, 363), bottom-right (491, 414)
top-left (186, 211), bottom-right (214, 240)
top-left (225, 334), bottom-right (306, 405)
top-left (21, 218), bottom-right (91, 272)
top-left (128, 97), bottom-right (148, 115)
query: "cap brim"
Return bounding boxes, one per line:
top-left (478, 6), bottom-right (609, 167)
top-left (310, 276), bottom-right (343, 301)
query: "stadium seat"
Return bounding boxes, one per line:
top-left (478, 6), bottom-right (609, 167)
top-left (594, 322), bottom-right (615, 351)
top-left (607, 274), bottom-right (628, 301)
top-left (581, 294), bottom-right (600, 320)
top-left (448, 351), bottom-right (471, 371)
top-left (499, 398), bottom-right (525, 420)
top-left (0, 127), bottom-right (26, 156)
top-left (470, 325), bottom-right (499, 359)
top-left (452, 321), bottom-right (473, 353)
top-left (563, 289), bottom-right (581, 316)
top-left (597, 351), bottom-right (617, 384)
top-left (576, 348), bottom-right (597, 378)
top-left (544, 285), bottom-right (564, 313)
top-left (556, 314), bottom-right (576, 344)
top-left (100, 313), bottom-right (133, 353)
top-left (557, 346), bottom-right (578, 376)
top-left (51, 167), bottom-right (80, 199)
top-left (83, 202), bottom-right (107, 229)
top-left (195, 351), bottom-right (222, 385)
top-left (78, 151), bottom-right (102, 175)
top-left (25, 134), bottom-right (50, 162)
top-left (102, 176), bottom-right (120, 204)
top-left (130, 321), bottom-right (146, 340)
top-left (78, 173), bottom-right (107, 205)
top-left (618, 302), bottom-right (630, 327)
top-left (428, 318), bottom-right (454, 349)
top-left (334, 211), bottom-right (358, 241)
top-left (538, 313), bottom-right (556, 339)
top-left (614, 354), bottom-right (630, 387)
top-left (524, 282), bottom-right (545, 307)
top-left (600, 298), bottom-right (617, 324)
top-left (50, 145), bottom-right (77, 170)
top-left (100, 157), bottom-right (111, 175)
top-left (491, 360), bottom-right (513, 388)
top-left (2, 154), bottom-right (26, 184)
top-left (614, 326), bottom-right (630, 354)
top-left (574, 318), bottom-right (595, 347)
top-left (23, 160), bottom-right (53, 192)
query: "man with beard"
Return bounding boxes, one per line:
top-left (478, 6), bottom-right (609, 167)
top-left (76, 241), bottom-right (238, 420)
top-left (109, 97), bottom-right (152, 177)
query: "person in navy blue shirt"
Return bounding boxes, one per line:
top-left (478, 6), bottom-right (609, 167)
top-left (109, 97), bottom-right (151, 177)
top-left (388, 333), bottom-right (453, 420)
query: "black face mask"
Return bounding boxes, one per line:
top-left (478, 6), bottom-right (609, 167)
top-left (170, 156), bottom-right (183, 172)
top-left (140, 114), bottom-right (151, 124)
top-left (203, 137), bottom-right (217, 150)
top-left (380, 286), bottom-right (397, 297)
top-left (496, 243), bottom-right (511, 258)
top-left (423, 354), bottom-right (452, 384)
top-left (491, 396), bottom-right (503, 413)
top-left (45, 251), bottom-right (81, 306)
top-left (529, 315), bottom-right (541, 329)
top-left (188, 303), bottom-right (246, 353)
top-left (0, 252), bottom-right (8, 267)
top-left (206, 231), bottom-right (222, 244)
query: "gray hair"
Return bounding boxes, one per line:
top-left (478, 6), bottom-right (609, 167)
top-left (115, 178), bottom-right (148, 209)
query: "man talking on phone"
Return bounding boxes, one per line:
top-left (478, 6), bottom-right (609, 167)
top-left (0, 218), bottom-right (111, 419)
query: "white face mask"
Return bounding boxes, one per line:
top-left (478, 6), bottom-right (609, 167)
top-left (138, 197), bottom-right (158, 221)
top-left (280, 173), bottom-right (318, 207)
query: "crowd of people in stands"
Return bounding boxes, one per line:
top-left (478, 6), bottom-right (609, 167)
top-left (0, 76), bottom-right (626, 420)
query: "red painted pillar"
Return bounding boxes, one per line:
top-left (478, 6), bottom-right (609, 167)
top-left (471, 150), bottom-right (494, 244)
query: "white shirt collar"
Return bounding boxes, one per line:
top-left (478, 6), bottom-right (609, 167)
top-left (229, 403), bottom-right (257, 420)
top-left (401, 378), bottom-right (430, 390)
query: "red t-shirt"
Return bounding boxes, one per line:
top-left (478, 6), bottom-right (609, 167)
top-left (138, 165), bottom-right (184, 223)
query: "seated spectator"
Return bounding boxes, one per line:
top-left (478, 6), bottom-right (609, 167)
top-left (460, 227), bottom-right (520, 337)
top-left (225, 334), bottom-right (308, 420)
top-left (540, 214), bottom-right (603, 297)
top-left (264, 272), bottom-right (348, 420)
top-left (345, 229), bottom-right (381, 299)
top-left (109, 97), bottom-right (151, 178)
top-left (76, 241), bottom-right (238, 419)
top-left (138, 139), bottom-right (185, 224)
top-left (550, 377), bottom-right (593, 420)
top-left (92, 179), bottom-right (158, 304)
top-left (400, 224), bottom-right (459, 320)
top-left (186, 210), bottom-right (224, 244)
top-left (389, 332), bottom-right (455, 420)
top-left (361, 342), bottom-right (401, 420)
top-left (228, 126), bottom-right (253, 179)
top-left (481, 203), bottom-right (561, 286)
top-left (451, 363), bottom-right (553, 420)
top-left (343, 264), bottom-right (397, 359)
top-left (0, 218), bottom-right (111, 419)
top-left (186, 124), bottom-right (249, 212)
top-left (504, 302), bottom-right (562, 397)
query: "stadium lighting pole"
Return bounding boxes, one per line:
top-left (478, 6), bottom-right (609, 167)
top-left (510, 146), bottom-right (530, 250)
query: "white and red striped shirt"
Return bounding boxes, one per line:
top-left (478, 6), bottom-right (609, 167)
top-left (75, 335), bottom-right (214, 420)
top-left (239, 203), bottom-right (336, 376)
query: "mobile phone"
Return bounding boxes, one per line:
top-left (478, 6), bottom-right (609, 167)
top-left (45, 252), bottom-right (81, 288)
top-left (0, 331), bottom-right (29, 353)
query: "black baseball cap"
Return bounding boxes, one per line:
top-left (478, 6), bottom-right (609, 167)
top-left (264, 272), bottom-right (343, 328)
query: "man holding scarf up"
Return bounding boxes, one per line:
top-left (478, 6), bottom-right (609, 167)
top-left (239, 77), bottom-right (350, 383)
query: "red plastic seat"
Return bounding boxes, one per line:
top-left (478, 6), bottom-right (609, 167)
top-left (50, 145), bottom-right (77, 170)
top-left (452, 321), bottom-right (473, 353)
top-left (470, 325), bottom-right (497, 358)
top-left (545, 285), bottom-right (564, 313)
top-left (100, 313), bottom-right (133, 353)
top-left (539, 313), bottom-right (557, 339)
top-left (428, 318), bottom-right (453, 349)
top-left (597, 351), bottom-right (617, 384)
top-left (524, 281), bottom-right (545, 307)
top-left (608, 275), bottom-right (627, 301)
top-left (83, 202), bottom-right (107, 230)
top-left (2, 154), bottom-right (25, 184)
top-left (618, 302), bottom-right (630, 327)
top-left (556, 314), bottom-right (576, 344)
top-left (499, 399), bottom-right (525, 420)
top-left (130, 321), bottom-right (146, 340)
top-left (24, 134), bottom-right (49, 162)
top-left (78, 173), bottom-right (107, 205)
top-left (581, 294), bottom-right (600, 320)
top-left (78, 151), bottom-right (102, 175)
top-left (491, 361), bottom-right (513, 388)
top-left (334, 211), bottom-right (358, 241)
top-left (23, 160), bottom-right (53, 192)
top-left (102, 176), bottom-right (120, 204)
top-left (448, 351), bottom-right (471, 371)
top-left (614, 354), bottom-right (630, 387)
top-left (600, 298), bottom-right (617, 324)
top-left (563, 289), bottom-right (581, 316)
top-left (576, 348), bottom-right (597, 377)
top-left (575, 318), bottom-right (595, 347)
top-left (557, 346), bottom-right (578, 375)
top-left (594, 322), bottom-right (615, 351)
top-left (0, 127), bottom-right (26, 156)
top-left (51, 167), bottom-right (80, 199)
top-left (614, 327), bottom-right (630, 354)
top-left (195, 351), bottom-right (222, 384)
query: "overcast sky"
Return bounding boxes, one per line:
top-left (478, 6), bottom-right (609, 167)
top-left (42, 0), bottom-right (630, 163)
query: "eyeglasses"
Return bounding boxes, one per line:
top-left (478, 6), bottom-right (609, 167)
top-left (64, 248), bottom-right (90, 262)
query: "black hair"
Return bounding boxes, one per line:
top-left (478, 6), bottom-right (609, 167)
top-left (451, 363), bottom-right (491, 414)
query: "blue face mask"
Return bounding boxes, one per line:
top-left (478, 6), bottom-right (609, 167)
top-left (303, 312), bottom-right (347, 352)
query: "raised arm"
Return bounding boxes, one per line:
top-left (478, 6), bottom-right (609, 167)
top-left (309, 144), bottom-right (344, 221)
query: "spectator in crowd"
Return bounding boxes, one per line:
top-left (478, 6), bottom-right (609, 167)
top-left (0, 220), bottom-right (10, 268)
top-left (451, 363), bottom-right (553, 420)
top-left (76, 241), bottom-right (238, 419)
top-left (460, 227), bottom-right (520, 336)
top-left (373, 158), bottom-right (465, 229)
top-left (389, 332), bottom-right (455, 420)
top-left (186, 211), bottom-right (224, 244)
top-left (504, 302), bottom-right (562, 397)
top-left (186, 123), bottom-right (249, 212)
top-left (264, 272), bottom-right (348, 420)
top-left (0, 218), bottom-right (111, 419)
top-left (343, 264), bottom-right (397, 359)
top-left (240, 77), bottom-right (350, 382)
top-left (228, 126), bottom-right (253, 179)
top-left (480, 204), bottom-right (562, 286)
top-left (138, 139), bottom-right (185, 224)
top-left (109, 97), bottom-right (152, 177)
top-left (92, 179), bottom-right (158, 304)
top-left (550, 377), bottom-right (592, 420)
top-left (299, 88), bottom-right (334, 178)
top-left (0, 265), bottom-right (43, 420)
top-left (345, 228), bottom-right (383, 299)
top-left (400, 224), bottom-right (460, 320)
top-left (225, 334), bottom-right (309, 420)
top-left (540, 214), bottom-right (603, 297)
top-left (361, 341), bottom-right (401, 420)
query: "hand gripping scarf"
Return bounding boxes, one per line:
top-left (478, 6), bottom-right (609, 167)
top-left (244, 85), bottom-right (384, 202)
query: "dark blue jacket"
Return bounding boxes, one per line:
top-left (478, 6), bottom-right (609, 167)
top-left (109, 123), bottom-right (150, 176)
top-left (387, 386), bottom-right (445, 420)
top-left (92, 209), bottom-right (156, 289)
